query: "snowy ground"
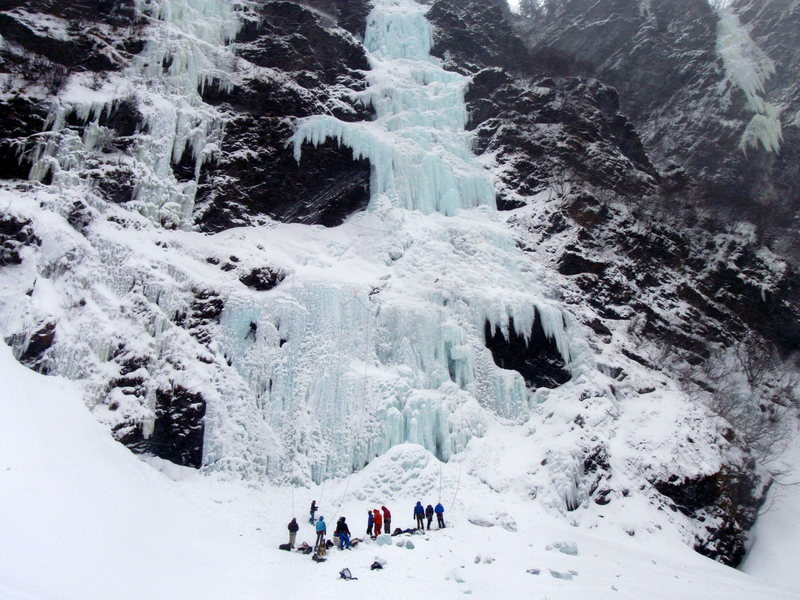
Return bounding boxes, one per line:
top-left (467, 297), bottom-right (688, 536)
top-left (2, 344), bottom-right (797, 600)
top-left (742, 433), bottom-right (800, 591)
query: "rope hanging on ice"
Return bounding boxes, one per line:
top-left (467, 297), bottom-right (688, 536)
top-left (330, 287), bottom-right (379, 524)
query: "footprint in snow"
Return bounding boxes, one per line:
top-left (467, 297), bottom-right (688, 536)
top-left (549, 569), bottom-right (578, 581)
top-left (446, 569), bottom-right (466, 584)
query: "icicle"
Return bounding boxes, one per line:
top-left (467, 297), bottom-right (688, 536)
top-left (715, 6), bottom-right (782, 154)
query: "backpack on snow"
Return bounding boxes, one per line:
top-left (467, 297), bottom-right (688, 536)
top-left (339, 568), bottom-right (358, 580)
top-left (297, 543), bottom-right (313, 555)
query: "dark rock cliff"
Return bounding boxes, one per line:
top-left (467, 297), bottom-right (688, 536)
top-left (427, 0), bottom-right (798, 566)
top-left (0, 0), bottom-right (142, 178)
top-left (516, 0), bottom-right (800, 258)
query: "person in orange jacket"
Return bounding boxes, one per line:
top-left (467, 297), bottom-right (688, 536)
top-left (381, 505), bottom-right (391, 534)
top-left (372, 508), bottom-right (383, 538)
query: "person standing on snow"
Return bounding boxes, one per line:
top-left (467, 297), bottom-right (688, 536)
top-left (366, 509), bottom-right (374, 536)
top-left (314, 516), bottom-right (326, 550)
top-left (435, 502), bottom-right (445, 528)
top-left (425, 504), bottom-right (434, 530)
top-left (335, 517), bottom-right (351, 550)
top-left (381, 505), bottom-right (392, 534)
top-left (373, 509), bottom-right (383, 538)
top-left (309, 500), bottom-right (318, 524)
top-left (288, 517), bottom-right (299, 548)
top-left (414, 501), bottom-right (425, 530)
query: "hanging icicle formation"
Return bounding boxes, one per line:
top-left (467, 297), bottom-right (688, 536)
top-left (28, 0), bottom-right (242, 228)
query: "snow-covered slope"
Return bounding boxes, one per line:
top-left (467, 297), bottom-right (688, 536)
top-left (2, 342), bottom-right (797, 600)
top-left (741, 432), bottom-right (800, 590)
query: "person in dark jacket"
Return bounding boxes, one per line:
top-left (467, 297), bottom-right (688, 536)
top-left (367, 509), bottom-right (374, 536)
top-left (314, 516), bottom-right (326, 550)
top-left (425, 504), bottom-right (434, 530)
top-left (435, 502), bottom-right (445, 528)
top-left (335, 517), bottom-right (351, 550)
top-left (309, 500), bottom-right (318, 524)
top-left (288, 517), bottom-right (299, 548)
top-left (413, 501), bottom-right (425, 530)
top-left (381, 505), bottom-right (392, 534)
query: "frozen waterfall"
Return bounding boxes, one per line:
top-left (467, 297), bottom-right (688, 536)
top-left (203, 0), bottom-right (585, 483)
top-left (8, 0), bottom-right (588, 486)
top-left (291, 0), bottom-right (495, 216)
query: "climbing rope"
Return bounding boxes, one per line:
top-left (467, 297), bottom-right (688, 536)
top-left (437, 307), bottom-right (444, 504)
top-left (329, 287), bottom-right (377, 524)
top-left (450, 442), bottom-right (463, 510)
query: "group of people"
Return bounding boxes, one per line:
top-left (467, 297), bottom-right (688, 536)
top-left (286, 500), bottom-right (446, 552)
top-left (413, 501), bottom-right (445, 530)
top-left (366, 506), bottom-right (391, 537)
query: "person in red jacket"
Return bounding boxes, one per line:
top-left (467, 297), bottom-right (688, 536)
top-left (381, 505), bottom-right (391, 534)
top-left (372, 508), bottom-right (383, 538)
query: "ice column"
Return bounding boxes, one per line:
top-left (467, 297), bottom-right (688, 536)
top-left (291, 0), bottom-right (495, 216)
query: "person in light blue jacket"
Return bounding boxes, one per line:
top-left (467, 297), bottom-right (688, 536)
top-left (314, 516), bottom-right (326, 550)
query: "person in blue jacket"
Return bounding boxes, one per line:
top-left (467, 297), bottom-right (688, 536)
top-left (366, 509), bottom-right (374, 536)
top-left (314, 516), bottom-right (326, 550)
top-left (335, 517), bottom-right (351, 550)
top-left (435, 502), bottom-right (445, 528)
top-left (413, 501), bottom-right (425, 530)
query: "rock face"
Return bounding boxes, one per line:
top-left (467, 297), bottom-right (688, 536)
top-left (195, 0), bottom-right (374, 231)
top-left (653, 467), bottom-right (764, 567)
top-left (427, 0), bottom-right (532, 74)
top-left (466, 68), bottom-right (657, 208)
top-left (484, 315), bottom-right (571, 389)
top-left (0, 0), bottom-right (142, 178)
top-left (518, 0), bottom-right (800, 258)
top-left (0, 214), bottom-right (40, 266)
top-left (0, 0), bottom-right (377, 470)
top-left (149, 386), bottom-right (207, 469)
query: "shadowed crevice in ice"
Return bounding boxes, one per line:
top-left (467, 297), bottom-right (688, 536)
top-left (483, 311), bottom-right (571, 389)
